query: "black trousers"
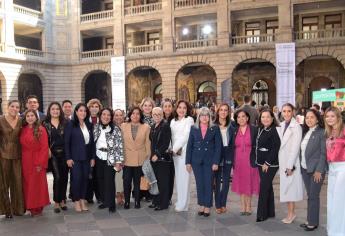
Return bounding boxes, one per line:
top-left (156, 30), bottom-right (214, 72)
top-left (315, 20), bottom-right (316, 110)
top-left (51, 155), bottom-right (68, 203)
top-left (86, 163), bottom-right (100, 202)
top-left (168, 161), bottom-right (175, 202)
top-left (301, 168), bottom-right (324, 226)
top-left (123, 166), bottom-right (142, 203)
top-left (96, 158), bottom-right (116, 209)
top-left (151, 161), bottom-right (172, 209)
top-left (71, 160), bottom-right (90, 201)
top-left (257, 166), bottom-right (278, 220)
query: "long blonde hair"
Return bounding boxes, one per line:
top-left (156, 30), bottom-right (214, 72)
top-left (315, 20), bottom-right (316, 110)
top-left (324, 106), bottom-right (344, 138)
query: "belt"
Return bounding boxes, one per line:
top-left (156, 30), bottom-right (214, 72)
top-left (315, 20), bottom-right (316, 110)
top-left (98, 148), bottom-right (108, 152)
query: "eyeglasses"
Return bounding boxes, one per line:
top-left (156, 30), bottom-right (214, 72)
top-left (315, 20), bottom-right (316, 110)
top-left (152, 113), bottom-right (162, 117)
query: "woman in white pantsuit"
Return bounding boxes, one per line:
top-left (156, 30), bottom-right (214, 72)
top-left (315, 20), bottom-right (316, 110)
top-left (324, 107), bottom-right (345, 236)
top-left (277, 103), bottom-right (303, 224)
top-left (170, 100), bottom-right (194, 212)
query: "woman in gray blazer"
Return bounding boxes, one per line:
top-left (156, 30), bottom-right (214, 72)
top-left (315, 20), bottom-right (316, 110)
top-left (300, 109), bottom-right (327, 231)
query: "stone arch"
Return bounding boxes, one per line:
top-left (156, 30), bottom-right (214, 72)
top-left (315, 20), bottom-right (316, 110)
top-left (232, 50), bottom-right (276, 69)
top-left (177, 55), bottom-right (215, 71)
top-left (82, 70), bottom-right (112, 107)
top-left (175, 62), bottom-right (217, 104)
top-left (296, 46), bottom-right (345, 69)
top-left (126, 59), bottom-right (159, 75)
top-left (231, 58), bottom-right (276, 106)
top-left (296, 54), bottom-right (345, 107)
top-left (126, 66), bottom-right (162, 106)
top-left (17, 72), bottom-right (44, 112)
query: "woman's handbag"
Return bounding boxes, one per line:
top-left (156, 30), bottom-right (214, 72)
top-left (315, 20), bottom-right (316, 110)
top-left (140, 176), bottom-right (150, 191)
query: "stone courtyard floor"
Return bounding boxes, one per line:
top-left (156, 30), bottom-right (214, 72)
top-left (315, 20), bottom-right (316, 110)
top-left (0, 173), bottom-right (328, 236)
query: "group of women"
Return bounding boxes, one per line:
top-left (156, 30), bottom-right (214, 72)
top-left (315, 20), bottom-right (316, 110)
top-left (0, 97), bottom-right (344, 236)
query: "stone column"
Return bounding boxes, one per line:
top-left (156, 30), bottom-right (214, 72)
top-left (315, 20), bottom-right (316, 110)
top-left (277, 0), bottom-right (293, 42)
top-left (70, 0), bottom-right (81, 62)
top-left (217, 0), bottom-right (229, 47)
top-left (161, 0), bottom-right (174, 53)
top-left (113, 0), bottom-right (124, 56)
top-left (2, 0), bottom-right (15, 53)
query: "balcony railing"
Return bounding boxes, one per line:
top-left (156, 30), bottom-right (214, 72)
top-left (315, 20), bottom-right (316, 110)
top-left (176, 39), bottom-right (218, 49)
top-left (81, 49), bottom-right (114, 59)
top-left (174, 0), bottom-right (217, 9)
top-left (126, 44), bottom-right (162, 54)
top-left (124, 2), bottom-right (162, 16)
top-left (80, 10), bottom-right (114, 23)
top-left (15, 46), bottom-right (44, 57)
top-left (13, 4), bottom-right (43, 19)
top-left (231, 34), bottom-right (275, 45)
top-left (294, 28), bottom-right (345, 41)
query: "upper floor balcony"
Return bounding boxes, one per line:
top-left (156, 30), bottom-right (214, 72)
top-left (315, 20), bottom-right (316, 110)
top-left (80, 27), bottom-right (114, 60)
top-left (230, 7), bottom-right (278, 47)
top-left (13, 3), bottom-right (43, 27)
top-left (293, 0), bottom-right (345, 44)
top-left (80, 0), bottom-right (114, 27)
top-left (125, 20), bottom-right (163, 55)
top-left (294, 28), bottom-right (345, 42)
top-left (174, 0), bottom-right (217, 9)
top-left (175, 14), bottom-right (218, 51)
top-left (124, 0), bottom-right (162, 17)
top-left (80, 10), bottom-right (114, 23)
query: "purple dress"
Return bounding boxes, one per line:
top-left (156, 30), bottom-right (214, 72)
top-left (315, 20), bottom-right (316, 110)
top-left (231, 126), bottom-right (260, 196)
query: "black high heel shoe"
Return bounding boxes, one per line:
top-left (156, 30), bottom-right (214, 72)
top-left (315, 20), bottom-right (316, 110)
top-left (5, 214), bottom-right (13, 219)
top-left (124, 202), bottom-right (130, 209)
top-left (304, 226), bottom-right (318, 231)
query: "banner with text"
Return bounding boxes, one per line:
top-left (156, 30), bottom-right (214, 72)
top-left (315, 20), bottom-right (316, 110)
top-left (275, 43), bottom-right (296, 108)
top-left (111, 56), bottom-right (126, 111)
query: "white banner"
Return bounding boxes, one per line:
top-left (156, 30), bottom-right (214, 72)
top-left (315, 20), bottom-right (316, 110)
top-left (111, 56), bottom-right (126, 110)
top-left (275, 43), bottom-right (296, 109)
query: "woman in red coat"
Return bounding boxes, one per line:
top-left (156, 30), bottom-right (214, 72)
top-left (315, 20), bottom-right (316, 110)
top-left (20, 109), bottom-right (50, 216)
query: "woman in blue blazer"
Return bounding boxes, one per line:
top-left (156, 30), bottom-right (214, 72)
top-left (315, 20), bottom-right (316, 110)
top-left (214, 103), bottom-right (235, 214)
top-left (186, 107), bottom-right (222, 217)
top-left (65, 103), bottom-right (95, 212)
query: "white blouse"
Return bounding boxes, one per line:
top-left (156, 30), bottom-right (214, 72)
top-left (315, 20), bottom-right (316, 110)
top-left (96, 126), bottom-right (111, 161)
top-left (80, 124), bottom-right (90, 145)
top-left (220, 128), bottom-right (228, 147)
top-left (300, 126), bottom-right (317, 169)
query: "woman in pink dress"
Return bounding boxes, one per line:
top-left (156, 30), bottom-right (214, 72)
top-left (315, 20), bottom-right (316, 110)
top-left (231, 109), bottom-right (259, 215)
top-left (21, 109), bottom-right (50, 216)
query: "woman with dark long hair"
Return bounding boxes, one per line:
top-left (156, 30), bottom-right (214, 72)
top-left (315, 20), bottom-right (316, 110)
top-left (0, 100), bottom-right (25, 218)
top-left (170, 100), bottom-right (194, 212)
top-left (255, 109), bottom-right (280, 222)
top-left (121, 106), bottom-right (151, 209)
top-left (299, 109), bottom-right (327, 231)
top-left (43, 102), bottom-right (68, 213)
top-left (20, 109), bottom-right (50, 216)
top-left (213, 103), bottom-right (235, 214)
top-left (231, 109), bottom-right (259, 215)
top-left (64, 103), bottom-right (95, 212)
top-left (277, 103), bottom-right (303, 224)
top-left (94, 108), bottom-right (124, 213)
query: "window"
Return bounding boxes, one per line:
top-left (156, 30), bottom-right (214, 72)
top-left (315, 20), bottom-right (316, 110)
top-left (104, 2), bottom-right (113, 10)
top-left (302, 16), bottom-right (318, 39)
top-left (325, 14), bottom-right (341, 37)
top-left (251, 80), bottom-right (269, 107)
top-left (105, 37), bottom-right (114, 49)
top-left (246, 22), bottom-right (260, 43)
top-left (147, 32), bottom-right (160, 51)
top-left (266, 20), bottom-right (278, 42)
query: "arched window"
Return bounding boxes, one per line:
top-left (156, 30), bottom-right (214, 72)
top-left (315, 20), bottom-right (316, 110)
top-left (18, 73), bottom-right (43, 112)
top-left (251, 80), bottom-right (268, 106)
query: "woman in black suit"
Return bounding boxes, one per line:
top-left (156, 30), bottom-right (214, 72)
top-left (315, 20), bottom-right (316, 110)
top-left (255, 108), bottom-right (281, 222)
top-left (149, 107), bottom-right (172, 210)
top-left (65, 103), bottom-right (95, 212)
